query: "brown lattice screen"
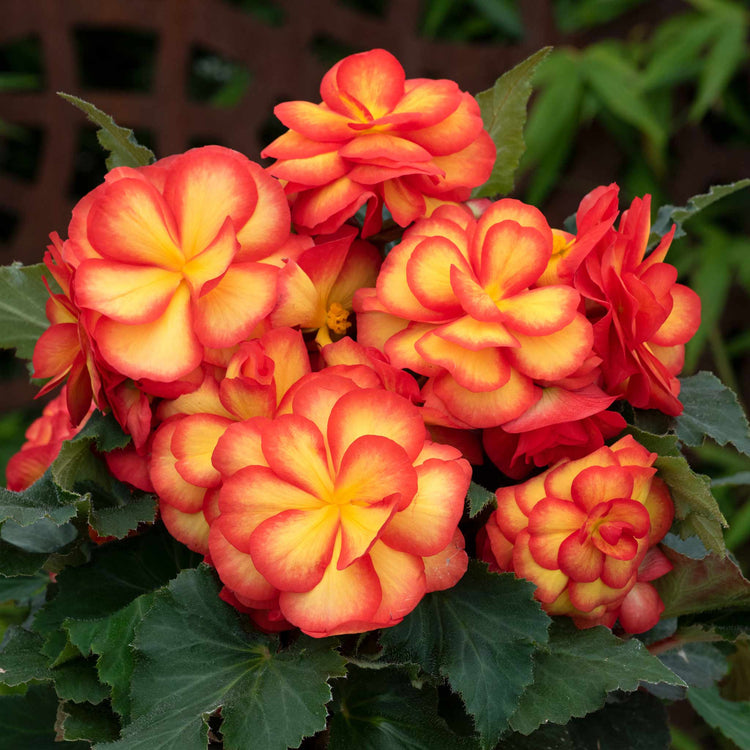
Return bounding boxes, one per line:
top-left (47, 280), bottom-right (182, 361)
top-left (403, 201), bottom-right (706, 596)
top-left (0, 0), bottom-right (746, 413)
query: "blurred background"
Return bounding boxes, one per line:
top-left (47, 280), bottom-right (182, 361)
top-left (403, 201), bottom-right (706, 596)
top-left (0, 0), bottom-right (749, 742)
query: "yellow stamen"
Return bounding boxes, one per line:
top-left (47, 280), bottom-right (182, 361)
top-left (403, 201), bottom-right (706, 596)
top-left (326, 302), bottom-right (352, 336)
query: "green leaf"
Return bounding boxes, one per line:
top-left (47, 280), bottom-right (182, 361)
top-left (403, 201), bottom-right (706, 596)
top-left (1, 518), bottom-right (77, 553)
top-left (675, 372), bottom-right (750, 455)
top-left (0, 472), bottom-right (80, 528)
top-left (0, 684), bottom-right (88, 750)
top-left (74, 410), bottom-right (132, 453)
top-left (109, 565), bottom-right (347, 750)
top-left (57, 700), bottom-right (120, 744)
top-left (65, 594), bottom-right (156, 720)
top-left (687, 685), bottom-right (750, 748)
top-left (472, 47), bottom-right (552, 198)
top-left (0, 539), bottom-right (49, 577)
top-left (520, 50), bottom-right (582, 204)
top-left (650, 179), bottom-right (750, 243)
top-left (0, 572), bottom-right (47, 602)
top-left (58, 93), bottom-right (155, 171)
top-left (0, 262), bottom-right (54, 359)
top-left (32, 526), bottom-right (198, 664)
top-left (51, 436), bottom-right (157, 539)
top-left (467, 481), bottom-right (495, 518)
top-left (623, 425), bottom-right (681, 457)
top-left (329, 666), bottom-right (478, 749)
top-left (380, 563), bottom-right (550, 749)
top-left (0, 627), bottom-right (52, 686)
top-left (655, 454), bottom-right (727, 555)
top-left (690, 10), bottom-right (748, 121)
top-left (581, 43), bottom-right (666, 151)
top-left (507, 621), bottom-right (684, 735)
top-left (656, 543), bottom-right (750, 618)
top-left (53, 657), bottom-right (110, 705)
top-left (652, 642), bottom-right (728, 699)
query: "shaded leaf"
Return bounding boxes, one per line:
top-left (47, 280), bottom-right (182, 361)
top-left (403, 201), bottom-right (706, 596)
top-left (0, 572), bottom-right (48, 602)
top-left (0, 683), bottom-right (88, 750)
top-left (649, 641), bottom-right (728, 700)
top-left (0, 471), bottom-right (81, 528)
top-left (75, 410), bottom-right (132, 453)
top-left (1, 518), bottom-right (77, 553)
top-left (655, 454), bottom-right (727, 555)
top-left (0, 627), bottom-right (51, 685)
top-left (53, 657), bottom-right (110, 705)
top-left (0, 539), bottom-right (49, 577)
top-left (473, 47), bottom-right (552, 198)
top-left (108, 565), bottom-right (347, 750)
top-left (57, 700), bottom-right (120, 744)
top-left (0, 262), bottom-right (54, 359)
top-left (656, 544), bottom-right (750, 618)
top-left (688, 684), bottom-right (750, 749)
top-left (58, 93), bottom-right (155, 170)
top-left (329, 666), bottom-right (478, 749)
top-left (675, 371), bottom-right (750, 456)
top-left (467, 481), bottom-right (495, 518)
top-left (380, 563), bottom-right (550, 749)
top-left (508, 621), bottom-right (683, 735)
top-left (65, 593), bottom-right (156, 720)
top-left (650, 179), bottom-right (750, 243)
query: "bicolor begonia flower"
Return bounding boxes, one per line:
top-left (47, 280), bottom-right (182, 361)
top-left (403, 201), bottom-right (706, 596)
top-left (261, 48), bottom-right (495, 236)
top-left (149, 327), bottom-right (311, 554)
top-left (355, 201), bottom-right (594, 428)
top-left (210, 371), bottom-right (471, 637)
top-left (574, 193), bottom-right (701, 415)
top-left (69, 145), bottom-right (296, 385)
top-left (271, 227), bottom-right (381, 346)
top-left (478, 435), bottom-right (674, 633)
top-left (5, 387), bottom-right (93, 491)
top-left (32, 235), bottom-right (104, 425)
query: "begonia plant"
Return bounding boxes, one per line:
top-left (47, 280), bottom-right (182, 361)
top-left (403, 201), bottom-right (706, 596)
top-left (0, 47), bottom-right (749, 750)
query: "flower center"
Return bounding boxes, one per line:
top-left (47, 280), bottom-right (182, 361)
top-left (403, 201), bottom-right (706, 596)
top-left (326, 302), bottom-right (352, 335)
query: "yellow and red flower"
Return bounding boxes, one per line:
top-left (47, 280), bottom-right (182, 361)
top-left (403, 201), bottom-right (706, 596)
top-left (261, 48), bottom-right (495, 236)
top-left (5, 387), bottom-right (93, 491)
top-left (70, 145), bottom-right (296, 385)
top-left (210, 370), bottom-right (471, 637)
top-left (574, 194), bottom-right (701, 415)
top-left (355, 201), bottom-right (594, 428)
top-left (479, 435), bottom-right (674, 632)
top-left (271, 227), bottom-right (381, 346)
top-left (149, 327), bottom-right (311, 554)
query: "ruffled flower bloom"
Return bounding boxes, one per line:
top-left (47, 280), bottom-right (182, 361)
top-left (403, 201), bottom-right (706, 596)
top-left (149, 327), bottom-right (311, 554)
top-left (5, 387), bottom-right (92, 491)
top-left (574, 194), bottom-right (701, 415)
top-left (355, 201), bottom-right (593, 428)
top-left (478, 435), bottom-right (674, 633)
top-left (261, 48), bottom-right (495, 236)
top-left (68, 145), bottom-right (297, 386)
top-left (271, 227), bottom-right (381, 346)
top-left (210, 370), bottom-right (471, 637)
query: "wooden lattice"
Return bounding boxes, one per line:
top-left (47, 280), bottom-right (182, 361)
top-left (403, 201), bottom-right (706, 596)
top-left (0, 0), bottom-right (747, 413)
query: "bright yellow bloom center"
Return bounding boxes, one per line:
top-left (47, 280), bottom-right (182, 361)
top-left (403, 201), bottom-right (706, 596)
top-left (326, 302), bottom-right (352, 335)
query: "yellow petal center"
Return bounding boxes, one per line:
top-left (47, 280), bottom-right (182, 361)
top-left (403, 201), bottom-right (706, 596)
top-left (326, 302), bottom-right (352, 335)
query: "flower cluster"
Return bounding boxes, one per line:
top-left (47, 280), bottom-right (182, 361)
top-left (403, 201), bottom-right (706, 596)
top-left (11, 48), bottom-right (702, 637)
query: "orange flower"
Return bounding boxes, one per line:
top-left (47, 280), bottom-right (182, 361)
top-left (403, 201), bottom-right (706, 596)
top-left (71, 146), bottom-right (294, 384)
top-left (210, 371), bottom-right (471, 637)
top-left (479, 435), bottom-right (674, 633)
top-left (149, 327), bottom-right (311, 554)
top-left (574, 193), bottom-right (701, 415)
top-left (261, 48), bottom-right (495, 236)
top-left (270, 227), bottom-right (381, 346)
top-left (355, 201), bottom-right (594, 428)
top-left (5, 387), bottom-right (93, 491)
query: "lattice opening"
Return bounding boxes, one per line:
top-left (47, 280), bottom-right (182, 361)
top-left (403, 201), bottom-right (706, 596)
top-left (309, 34), bottom-right (361, 67)
top-left (0, 35), bottom-right (44, 88)
top-left (74, 27), bottom-right (157, 91)
top-left (0, 126), bottom-right (43, 182)
top-left (188, 46), bottom-right (252, 107)
top-left (420, 0), bottom-right (524, 42)
top-left (0, 208), bottom-right (19, 246)
top-left (221, 0), bottom-right (287, 26)
top-left (336, 0), bottom-right (390, 17)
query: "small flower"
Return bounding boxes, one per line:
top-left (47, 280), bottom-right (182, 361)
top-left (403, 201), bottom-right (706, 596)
top-left (262, 48), bottom-right (495, 236)
top-left (479, 435), bottom-right (674, 633)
